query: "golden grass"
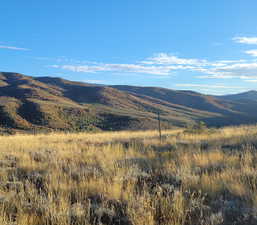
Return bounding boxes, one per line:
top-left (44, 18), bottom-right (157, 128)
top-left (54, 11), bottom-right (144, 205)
top-left (0, 125), bottom-right (257, 225)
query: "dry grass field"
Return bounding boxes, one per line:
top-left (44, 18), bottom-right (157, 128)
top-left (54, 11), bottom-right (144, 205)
top-left (0, 126), bottom-right (257, 225)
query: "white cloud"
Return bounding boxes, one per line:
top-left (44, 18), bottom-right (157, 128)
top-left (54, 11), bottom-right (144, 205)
top-left (51, 63), bottom-right (178, 75)
top-left (213, 63), bottom-right (257, 78)
top-left (233, 37), bottom-right (257, 45)
top-left (49, 42), bottom-right (257, 80)
top-left (196, 74), bottom-right (235, 79)
top-left (245, 49), bottom-right (257, 57)
top-left (216, 59), bottom-right (246, 64)
top-left (51, 56), bottom-right (257, 79)
top-left (142, 53), bottom-right (208, 66)
top-left (0, 45), bottom-right (30, 51)
top-left (244, 79), bottom-right (257, 83)
top-left (140, 53), bottom-right (257, 79)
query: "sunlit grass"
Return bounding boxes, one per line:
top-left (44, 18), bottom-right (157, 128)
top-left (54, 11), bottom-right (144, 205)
top-left (0, 125), bottom-right (257, 224)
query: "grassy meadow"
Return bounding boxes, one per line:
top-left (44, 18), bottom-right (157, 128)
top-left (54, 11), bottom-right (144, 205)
top-left (0, 126), bottom-right (257, 224)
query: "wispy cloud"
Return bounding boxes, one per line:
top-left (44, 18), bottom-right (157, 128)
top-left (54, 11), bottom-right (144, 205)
top-left (48, 35), bottom-right (257, 80)
top-left (141, 53), bottom-right (257, 80)
top-left (245, 49), bottom-right (257, 57)
top-left (141, 53), bottom-right (208, 66)
top-left (200, 63), bottom-right (257, 79)
top-left (50, 53), bottom-right (212, 76)
top-left (50, 54), bottom-right (257, 80)
top-left (51, 63), bottom-right (182, 75)
top-left (244, 79), bottom-right (257, 83)
top-left (0, 45), bottom-right (30, 51)
top-left (50, 56), bottom-right (257, 79)
top-left (233, 37), bottom-right (257, 45)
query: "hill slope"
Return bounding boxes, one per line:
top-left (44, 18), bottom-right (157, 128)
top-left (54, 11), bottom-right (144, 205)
top-left (1, 72), bottom-right (257, 132)
top-left (217, 90), bottom-right (257, 102)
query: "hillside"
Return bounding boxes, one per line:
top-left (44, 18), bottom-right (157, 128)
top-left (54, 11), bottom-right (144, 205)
top-left (217, 90), bottom-right (257, 102)
top-left (0, 72), bottom-right (257, 132)
top-left (112, 85), bottom-right (257, 125)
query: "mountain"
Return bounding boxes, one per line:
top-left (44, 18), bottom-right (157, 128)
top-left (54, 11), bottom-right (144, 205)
top-left (111, 85), bottom-right (257, 126)
top-left (1, 72), bottom-right (257, 132)
top-left (218, 90), bottom-right (257, 102)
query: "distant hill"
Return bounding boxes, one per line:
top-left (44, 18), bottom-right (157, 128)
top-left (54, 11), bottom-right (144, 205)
top-left (217, 90), bottom-right (257, 102)
top-left (1, 72), bottom-right (257, 132)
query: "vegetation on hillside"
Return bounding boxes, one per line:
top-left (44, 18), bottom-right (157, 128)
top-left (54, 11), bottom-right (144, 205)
top-left (0, 126), bottom-right (257, 224)
top-left (2, 72), bottom-right (257, 132)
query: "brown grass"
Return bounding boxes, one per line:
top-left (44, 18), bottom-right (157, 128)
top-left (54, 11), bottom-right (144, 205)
top-left (0, 126), bottom-right (257, 225)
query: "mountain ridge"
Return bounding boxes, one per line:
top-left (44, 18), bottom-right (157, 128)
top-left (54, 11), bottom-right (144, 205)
top-left (217, 90), bottom-right (257, 102)
top-left (0, 71), bottom-right (257, 133)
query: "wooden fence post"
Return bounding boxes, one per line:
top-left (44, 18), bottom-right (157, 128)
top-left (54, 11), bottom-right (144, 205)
top-left (157, 111), bottom-right (162, 142)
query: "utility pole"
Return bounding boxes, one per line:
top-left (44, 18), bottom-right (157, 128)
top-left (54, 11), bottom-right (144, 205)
top-left (157, 111), bottom-right (162, 142)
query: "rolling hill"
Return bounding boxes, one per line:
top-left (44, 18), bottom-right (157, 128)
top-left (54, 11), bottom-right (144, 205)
top-left (0, 71), bottom-right (257, 132)
top-left (217, 90), bottom-right (257, 102)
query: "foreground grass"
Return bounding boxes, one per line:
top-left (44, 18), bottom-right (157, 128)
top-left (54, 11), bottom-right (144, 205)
top-left (0, 126), bottom-right (257, 225)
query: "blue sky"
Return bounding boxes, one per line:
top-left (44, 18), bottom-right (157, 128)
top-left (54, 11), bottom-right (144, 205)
top-left (2, 1), bottom-right (257, 94)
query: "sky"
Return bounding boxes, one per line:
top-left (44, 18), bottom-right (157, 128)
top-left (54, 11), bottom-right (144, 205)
top-left (2, 0), bottom-right (257, 95)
